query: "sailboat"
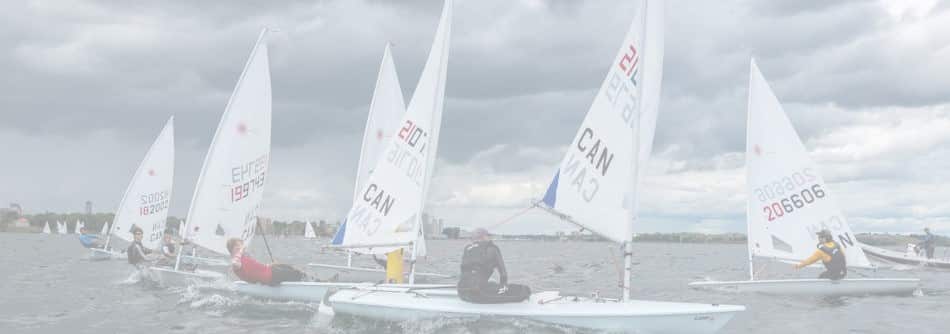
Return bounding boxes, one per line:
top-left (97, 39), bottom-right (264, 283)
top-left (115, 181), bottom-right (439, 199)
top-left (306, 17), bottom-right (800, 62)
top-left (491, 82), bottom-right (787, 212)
top-left (149, 29), bottom-right (273, 286)
top-left (74, 220), bottom-right (83, 234)
top-left (233, 11), bottom-right (456, 302)
top-left (861, 243), bottom-right (950, 269)
top-left (42, 221), bottom-right (51, 234)
top-left (305, 43), bottom-right (447, 283)
top-left (90, 117), bottom-right (175, 262)
top-left (688, 60), bottom-right (920, 295)
top-left (304, 221), bottom-right (316, 239)
top-left (327, 1), bottom-right (743, 332)
top-left (100, 221), bottom-right (109, 235)
top-left (57, 221), bottom-right (67, 235)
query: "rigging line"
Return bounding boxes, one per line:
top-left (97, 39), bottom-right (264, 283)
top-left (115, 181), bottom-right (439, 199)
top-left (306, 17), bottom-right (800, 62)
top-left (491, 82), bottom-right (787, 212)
top-left (754, 260), bottom-right (769, 278)
top-left (480, 200), bottom-right (541, 230)
top-left (255, 219), bottom-right (276, 263)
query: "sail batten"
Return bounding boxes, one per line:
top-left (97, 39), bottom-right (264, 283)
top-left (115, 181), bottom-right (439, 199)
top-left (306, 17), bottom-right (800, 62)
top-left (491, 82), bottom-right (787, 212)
top-left (745, 59), bottom-right (872, 268)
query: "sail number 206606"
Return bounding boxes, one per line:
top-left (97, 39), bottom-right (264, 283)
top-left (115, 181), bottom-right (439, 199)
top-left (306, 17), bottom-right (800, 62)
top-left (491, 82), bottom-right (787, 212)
top-left (763, 184), bottom-right (826, 221)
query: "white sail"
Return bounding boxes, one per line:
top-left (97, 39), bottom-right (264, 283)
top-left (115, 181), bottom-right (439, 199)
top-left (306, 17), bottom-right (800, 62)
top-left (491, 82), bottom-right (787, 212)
top-left (541, 0), bottom-right (663, 244)
top-left (178, 219), bottom-right (185, 238)
top-left (353, 43), bottom-right (407, 205)
top-left (108, 117), bottom-right (175, 250)
top-left (74, 220), bottom-right (83, 234)
top-left (184, 30), bottom-right (272, 256)
top-left (100, 221), bottom-right (109, 235)
top-left (745, 59), bottom-right (872, 268)
top-left (304, 221), bottom-right (316, 239)
top-left (334, 0), bottom-right (451, 252)
top-left (57, 221), bottom-right (66, 235)
top-left (42, 221), bottom-right (51, 234)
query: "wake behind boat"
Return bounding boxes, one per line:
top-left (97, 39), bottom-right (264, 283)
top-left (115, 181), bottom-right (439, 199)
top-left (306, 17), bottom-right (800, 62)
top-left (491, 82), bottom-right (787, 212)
top-left (688, 60), bottom-right (919, 296)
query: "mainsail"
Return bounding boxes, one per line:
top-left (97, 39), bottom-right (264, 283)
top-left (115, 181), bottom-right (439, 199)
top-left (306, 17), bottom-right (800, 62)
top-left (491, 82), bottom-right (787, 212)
top-left (43, 221), bottom-right (51, 234)
top-left (106, 117), bottom-right (175, 250)
top-left (304, 221), bottom-right (316, 239)
top-left (541, 0), bottom-right (663, 244)
top-left (184, 29), bottom-right (272, 256)
top-left (745, 59), bottom-right (872, 268)
top-left (100, 221), bottom-right (109, 235)
top-left (334, 0), bottom-right (452, 252)
top-left (74, 220), bottom-right (83, 234)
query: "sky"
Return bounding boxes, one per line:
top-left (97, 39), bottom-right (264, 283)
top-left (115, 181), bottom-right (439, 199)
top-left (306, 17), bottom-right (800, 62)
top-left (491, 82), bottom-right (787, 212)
top-left (2, 0), bottom-right (949, 235)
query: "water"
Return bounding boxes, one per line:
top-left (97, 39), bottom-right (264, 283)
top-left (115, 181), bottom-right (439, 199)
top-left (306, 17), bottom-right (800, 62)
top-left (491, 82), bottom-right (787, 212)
top-left (1, 233), bottom-right (946, 333)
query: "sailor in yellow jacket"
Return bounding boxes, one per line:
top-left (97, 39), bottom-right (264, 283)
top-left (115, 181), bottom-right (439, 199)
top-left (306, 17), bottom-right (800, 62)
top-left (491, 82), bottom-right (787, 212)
top-left (795, 229), bottom-right (847, 280)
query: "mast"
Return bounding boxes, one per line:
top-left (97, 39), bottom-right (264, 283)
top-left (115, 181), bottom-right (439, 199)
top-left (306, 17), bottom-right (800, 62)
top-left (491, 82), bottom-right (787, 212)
top-left (745, 60), bottom-right (756, 281)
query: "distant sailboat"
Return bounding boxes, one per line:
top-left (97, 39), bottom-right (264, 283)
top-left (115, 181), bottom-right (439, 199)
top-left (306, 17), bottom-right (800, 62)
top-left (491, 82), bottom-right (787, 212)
top-left (42, 221), bottom-right (51, 234)
top-left (304, 221), bottom-right (316, 239)
top-left (91, 117), bottom-right (175, 261)
top-left (73, 220), bottom-right (83, 234)
top-left (688, 59), bottom-right (919, 295)
top-left (57, 221), bottom-right (67, 235)
top-left (100, 221), bottom-right (109, 235)
top-left (152, 29), bottom-right (274, 286)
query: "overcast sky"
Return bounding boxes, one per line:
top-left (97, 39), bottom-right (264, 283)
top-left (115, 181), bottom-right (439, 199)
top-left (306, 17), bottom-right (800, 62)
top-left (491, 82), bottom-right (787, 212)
top-left (2, 0), bottom-right (949, 235)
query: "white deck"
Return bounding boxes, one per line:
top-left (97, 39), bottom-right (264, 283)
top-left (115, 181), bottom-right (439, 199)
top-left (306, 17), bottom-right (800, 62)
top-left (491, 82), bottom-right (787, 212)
top-left (329, 288), bottom-right (743, 333)
top-left (145, 266), bottom-right (224, 287)
top-left (89, 248), bottom-right (126, 261)
top-left (688, 278), bottom-right (920, 296)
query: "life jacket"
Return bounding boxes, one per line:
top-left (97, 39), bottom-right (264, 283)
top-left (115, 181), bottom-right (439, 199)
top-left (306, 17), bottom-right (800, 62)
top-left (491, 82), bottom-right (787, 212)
top-left (233, 253), bottom-right (272, 284)
top-left (817, 242), bottom-right (847, 273)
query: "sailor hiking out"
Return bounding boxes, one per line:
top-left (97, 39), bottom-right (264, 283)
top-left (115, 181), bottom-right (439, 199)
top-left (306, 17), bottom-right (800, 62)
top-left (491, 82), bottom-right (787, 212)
top-left (227, 238), bottom-right (317, 286)
top-left (795, 229), bottom-right (847, 280)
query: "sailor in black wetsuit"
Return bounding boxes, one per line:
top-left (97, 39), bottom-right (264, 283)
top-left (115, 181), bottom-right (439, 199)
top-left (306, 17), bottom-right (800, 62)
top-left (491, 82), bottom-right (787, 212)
top-left (126, 227), bottom-right (154, 269)
top-left (795, 229), bottom-right (847, 280)
top-left (457, 228), bottom-right (530, 303)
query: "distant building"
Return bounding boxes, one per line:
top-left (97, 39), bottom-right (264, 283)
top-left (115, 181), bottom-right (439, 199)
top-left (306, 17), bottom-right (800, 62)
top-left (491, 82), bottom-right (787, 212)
top-left (421, 214), bottom-right (445, 239)
top-left (84, 201), bottom-right (93, 216)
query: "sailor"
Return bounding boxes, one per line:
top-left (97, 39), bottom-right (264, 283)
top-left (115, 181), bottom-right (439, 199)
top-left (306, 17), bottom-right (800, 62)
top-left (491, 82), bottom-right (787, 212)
top-left (126, 226), bottom-right (154, 268)
top-left (78, 227), bottom-right (104, 249)
top-left (795, 229), bottom-right (847, 280)
top-left (226, 238), bottom-right (316, 286)
top-left (156, 229), bottom-right (178, 267)
top-left (920, 228), bottom-right (936, 260)
top-left (457, 228), bottom-right (530, 303)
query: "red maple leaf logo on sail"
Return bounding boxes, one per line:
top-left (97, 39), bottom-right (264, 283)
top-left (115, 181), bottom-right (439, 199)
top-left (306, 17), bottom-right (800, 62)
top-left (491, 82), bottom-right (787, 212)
top-left (148, 169), bottom-right (156, 176)
top-left (376, 129), bottom-right (384, 141)
top-left (237, 122), bottom-right (248, 135)
top-left (753, 145), bottom-right (762, 156)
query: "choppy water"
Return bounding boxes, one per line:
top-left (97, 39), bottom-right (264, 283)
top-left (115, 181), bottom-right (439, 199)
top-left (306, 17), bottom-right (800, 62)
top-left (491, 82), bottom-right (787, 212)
top-left (0, 233), bottom-right (946, 333)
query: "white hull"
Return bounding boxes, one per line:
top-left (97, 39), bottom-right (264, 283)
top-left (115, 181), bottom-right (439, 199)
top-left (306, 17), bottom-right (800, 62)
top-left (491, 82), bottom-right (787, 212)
top-left (688, 278), bottom-right (920, 296)
top-left (145, 266), bottom-right (224, 287)
top-left (233, 281), bottom-right (454, 303)
top-left (89, 248), bottom-right (126, 261)
top-left (860, 244), bottom-right (950, 269)
top-left (182, 255), bottom-right (229, 267)
top-left (329, 288), bottom-right (743, 333)
top-left (307, 263), bottom-right (452, 282)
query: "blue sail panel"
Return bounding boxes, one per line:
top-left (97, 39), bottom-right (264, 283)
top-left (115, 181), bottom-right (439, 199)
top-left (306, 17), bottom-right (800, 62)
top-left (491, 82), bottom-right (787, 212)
top-left (542, 170), bottom-right (560, 208)
top-left (331, 221), bottom-right (347, 245)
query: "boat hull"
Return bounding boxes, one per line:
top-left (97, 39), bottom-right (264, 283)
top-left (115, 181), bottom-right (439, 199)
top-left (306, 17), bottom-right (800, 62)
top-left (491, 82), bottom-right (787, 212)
top-left (182, 255), bottom-right (229, 267)
top-left (233, 281), bottom-right (455, 303)
top-left (860, 244), bottom-right (950, 269)
top-left (307, 263), bottom-right (452, 283)
top-left (329, 289), bottom-right (743, 333)
top-left (145, 266), bottom-right (224, 287)
top-left (688, 278), bottom-right (920, 296)
top-left (89, 248), bottom-right (126, 261)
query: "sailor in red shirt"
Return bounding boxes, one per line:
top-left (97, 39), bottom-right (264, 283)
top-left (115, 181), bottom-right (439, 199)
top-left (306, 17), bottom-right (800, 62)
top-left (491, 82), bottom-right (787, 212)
top-left (227, 238), bottom-right (312, 286)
